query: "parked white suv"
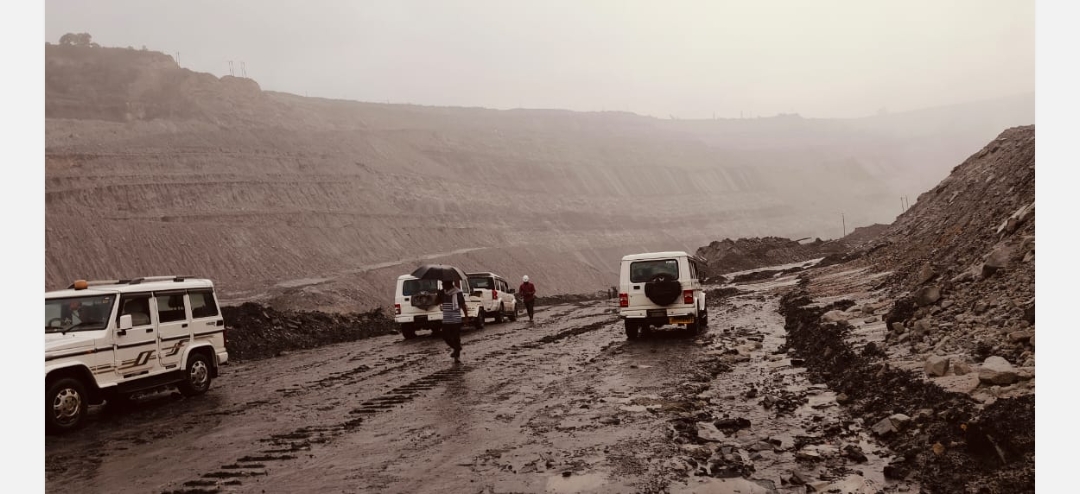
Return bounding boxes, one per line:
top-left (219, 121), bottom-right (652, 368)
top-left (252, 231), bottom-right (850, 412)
top-left (467, 272), bottom-right (519, 323)
top-left (45, 276), bottom-right (229, 434)
top-left (618, 252), bottom-right (708, 339)
top-left (394, 275), bottom-right (484, 339)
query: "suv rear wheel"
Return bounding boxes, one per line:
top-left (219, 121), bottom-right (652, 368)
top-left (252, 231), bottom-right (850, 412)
top-left (47, 377), bottom-right (88, 434)
top-left (494, 304), bottom-right (504, 323)
top-left (401, 325), bottom-right (417, 339)
top-left (686, 315), bottom-right (701, 335)
top-left (178, 352), bottom-right (212, 397)
top-left (474, 309), bottom-right (485, 330)
top-left (624, 320), bottom-right (639, 340)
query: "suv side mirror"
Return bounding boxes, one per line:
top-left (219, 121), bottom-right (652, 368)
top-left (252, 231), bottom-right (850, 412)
top-left (508, 288), bottom-right (516, 294)
top-left (118, 314), bottom-right (133, 334)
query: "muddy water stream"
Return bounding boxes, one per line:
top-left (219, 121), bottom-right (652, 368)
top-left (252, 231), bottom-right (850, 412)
top-left (46, 272), bottom-right (911, 494)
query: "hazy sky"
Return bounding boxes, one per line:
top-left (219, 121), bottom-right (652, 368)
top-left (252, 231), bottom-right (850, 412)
top-left (44, 0), bottom-right (1034, 119)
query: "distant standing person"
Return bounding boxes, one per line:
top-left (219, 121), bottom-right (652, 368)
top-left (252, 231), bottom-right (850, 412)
top-left (519, 275), bottom-right (537, 322)
top-left (440, 279), bottom-right (468, 362)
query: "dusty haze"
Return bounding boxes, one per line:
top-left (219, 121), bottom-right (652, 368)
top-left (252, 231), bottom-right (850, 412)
top-left (44, 0), bottom-right (1034, 119)
top-left (43, 2), bottom-right (1034, 312)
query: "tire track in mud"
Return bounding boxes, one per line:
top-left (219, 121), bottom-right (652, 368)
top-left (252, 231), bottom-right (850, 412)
top-left (161, 309), bottom-right (615, 493)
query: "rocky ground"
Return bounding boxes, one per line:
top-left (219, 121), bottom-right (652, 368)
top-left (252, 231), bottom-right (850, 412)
top-left (765, 126), bottom-right (1037, 492)
top-left (48, 269), bottom-right (928, 494)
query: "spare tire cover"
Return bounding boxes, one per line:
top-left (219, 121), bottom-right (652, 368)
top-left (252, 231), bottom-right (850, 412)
top-left (411, 291), bottom-right (438, 309)
top-left (644, 273), bottom-right (682, 306)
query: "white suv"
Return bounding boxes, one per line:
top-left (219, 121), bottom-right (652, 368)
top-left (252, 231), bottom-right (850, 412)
top-left (394, 275), bottom-right (484, 339)
top-left (45, 276), bottom-right (229, 434)
top-left (467, 272), bottom-right (519, 324)
top-left (618, 252), bottom-right (709, 339)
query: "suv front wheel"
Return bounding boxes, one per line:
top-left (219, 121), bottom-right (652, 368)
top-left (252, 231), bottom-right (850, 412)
top-left (47, 377), bottom-right (89, 434)
top-left (178, 352), bottom-right (213, 397)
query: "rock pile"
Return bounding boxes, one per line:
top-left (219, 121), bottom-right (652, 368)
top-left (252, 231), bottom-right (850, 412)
top-left (863, 126), bottom-right (1035, 369)
top-left (221, 302), bottom-right (396, 361)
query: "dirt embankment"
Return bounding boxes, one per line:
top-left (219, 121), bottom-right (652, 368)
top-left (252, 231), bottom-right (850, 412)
top-left (769, 127), bottom-right (1036, 492)
top-left (694, 224), bottom-right (890, 280)
top-left (221, 303), bottom-right (395, 361)
top-left (779, 288), bottom-right (1033, 493)
top-left (853, 126), bottom-right (1036, 371)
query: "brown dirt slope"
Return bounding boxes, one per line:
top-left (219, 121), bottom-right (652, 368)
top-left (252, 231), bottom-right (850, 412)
top-left (44, 44), bottom-right (1033, 312)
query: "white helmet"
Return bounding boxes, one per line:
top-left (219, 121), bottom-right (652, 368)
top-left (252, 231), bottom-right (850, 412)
top-left (522, 275), bottom-right (529, 282)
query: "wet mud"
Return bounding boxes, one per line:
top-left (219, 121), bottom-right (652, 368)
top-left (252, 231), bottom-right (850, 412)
top-left (46, 269), bottom-right (1002, 494)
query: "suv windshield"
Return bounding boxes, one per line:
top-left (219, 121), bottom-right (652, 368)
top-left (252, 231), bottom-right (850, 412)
top-left (402, 279), bottom-right (441, 296)
top-left (630, 259), bottom-right (679, 283)
top-left (46, 295), bottom-right (116, 334)
top-left (468, 277), bottom-right (493, 289)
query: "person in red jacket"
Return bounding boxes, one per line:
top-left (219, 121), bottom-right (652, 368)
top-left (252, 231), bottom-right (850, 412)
top-left (519, 275), bottom-right (537, 322)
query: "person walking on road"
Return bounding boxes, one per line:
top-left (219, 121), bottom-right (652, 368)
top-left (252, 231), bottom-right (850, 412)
top-left (440, 279), bottom-right (469, 362)
top-left (519, 275), bottom-right (537, 322)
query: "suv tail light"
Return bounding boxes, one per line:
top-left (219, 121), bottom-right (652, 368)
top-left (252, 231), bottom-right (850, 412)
top-left (394, 303), bottom-right (401, 315)
top-left (492, 289), bottom-right (498, 300)
top-left (223, 327), bottom-right (228, 347)
top-left (683, 290), bottom-right (694, 304)
top-left (619, 293), bottom-right (628, 307)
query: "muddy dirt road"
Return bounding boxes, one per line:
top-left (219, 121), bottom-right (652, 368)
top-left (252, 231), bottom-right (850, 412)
top-left (46, 274), bottom-right (913, 494)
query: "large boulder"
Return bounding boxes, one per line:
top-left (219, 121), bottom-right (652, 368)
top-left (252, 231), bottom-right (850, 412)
top-left (978, 356), bottom-right (1018, 385)
top-left (821, 310), bottom-right (849, 323)
top-left (924, 355), bottom-right (950, 377)
top-left (871, 414), bottom-right (912, 437)
top-left (916, 262), bottom-right (937, 285)
top-left (914, 286), bottom-right (941, 307)
top-left (981, 244), bottom-right (1014, 278)
top-left (696, 422), bottom-right (726, 442)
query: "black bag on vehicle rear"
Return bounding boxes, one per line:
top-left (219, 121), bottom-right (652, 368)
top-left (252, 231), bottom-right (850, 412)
top-left (411, 291), bottom-right (439, 309)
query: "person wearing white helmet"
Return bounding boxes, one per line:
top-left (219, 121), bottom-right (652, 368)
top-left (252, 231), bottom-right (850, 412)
top-left (518, 275), bottom-right (537, 322)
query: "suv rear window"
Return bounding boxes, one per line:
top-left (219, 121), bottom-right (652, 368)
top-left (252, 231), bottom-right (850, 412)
top-left (630, 259), bottom-right (679, 283)
top-left (468, 277), bottom-right (494, 289)
top-left (403, 279), bottom-right (441, 296)
top-left (190, 290), bottom-right (219, 319)
top-left (156, 292), bottom-right (188, 323)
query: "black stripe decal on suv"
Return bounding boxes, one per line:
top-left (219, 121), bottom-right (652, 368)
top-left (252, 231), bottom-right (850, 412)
top-left (115, 340), bottom-right (158, 350)
top-left (45, 348), bottom-right (105, 362)
top-left (193, 329), bottom-right (224, 337)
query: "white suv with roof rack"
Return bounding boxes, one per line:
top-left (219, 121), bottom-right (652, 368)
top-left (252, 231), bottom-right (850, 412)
top-left (45, 276), bottom-right (228, 434)
top-left (393, 274), bottom-right (484, 339)
top-left (618, 251), bottom-right (709, 339)
top-left (467, 272), bottom-right (519, 324)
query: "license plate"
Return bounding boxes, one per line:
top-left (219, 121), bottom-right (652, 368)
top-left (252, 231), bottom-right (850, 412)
top-left (414, 315), bottom-right (428, 322)
top-left (647, 309), bottom-right (667, 318)
top-left (669, 316), bottom-right (694, 324)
